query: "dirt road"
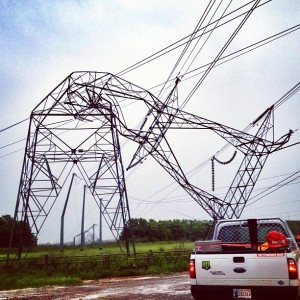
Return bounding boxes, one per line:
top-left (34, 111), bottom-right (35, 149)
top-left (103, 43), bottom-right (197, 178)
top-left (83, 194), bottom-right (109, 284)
top-left (0, 272), bottom-right (194, 300)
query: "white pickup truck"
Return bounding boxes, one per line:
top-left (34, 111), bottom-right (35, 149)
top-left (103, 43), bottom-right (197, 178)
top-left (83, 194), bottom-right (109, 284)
top-left (189, 218), bottom-right (300, 300)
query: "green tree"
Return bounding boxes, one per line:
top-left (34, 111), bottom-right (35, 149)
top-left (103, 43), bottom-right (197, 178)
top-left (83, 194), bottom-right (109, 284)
top-left (286, 220), bottom-right (300, 236)
top-left (0, 215), bottom-right (37, 248)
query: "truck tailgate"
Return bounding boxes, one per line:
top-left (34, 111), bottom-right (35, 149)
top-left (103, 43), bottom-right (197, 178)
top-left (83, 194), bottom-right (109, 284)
top-left (195, 252), bottom-right (290, 286)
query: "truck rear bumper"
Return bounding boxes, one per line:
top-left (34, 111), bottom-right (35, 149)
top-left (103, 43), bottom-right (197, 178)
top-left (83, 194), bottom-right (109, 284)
top-left (191, 285), bottom-right (299, 300)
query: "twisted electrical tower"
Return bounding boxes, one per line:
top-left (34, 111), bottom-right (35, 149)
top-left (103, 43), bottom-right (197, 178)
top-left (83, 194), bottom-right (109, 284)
top-left (11, 71), bottom-right (293, 257)
top-left (11, 71), bottom-right (159, 255)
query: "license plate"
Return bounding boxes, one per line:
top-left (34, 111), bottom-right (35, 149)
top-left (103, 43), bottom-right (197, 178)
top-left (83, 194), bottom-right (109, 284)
top-left (233, 289), bottom-right (252, 299)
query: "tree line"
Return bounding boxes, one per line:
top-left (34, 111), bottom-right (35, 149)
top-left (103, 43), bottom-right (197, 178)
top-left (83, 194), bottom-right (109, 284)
top-left (121, 218), bottom-right (212, 242)
top-left (1, 215), bottom-right (299, 247)
top-left (121, 218), bottom-right (300, 243)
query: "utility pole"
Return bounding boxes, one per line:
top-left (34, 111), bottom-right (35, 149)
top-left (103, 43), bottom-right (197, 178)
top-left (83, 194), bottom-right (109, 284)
top-left (80, 185), bottom-right (86, 251)
top-left (99, 198), bottom-right (102, 250)
top-left (60, 173), bottom-right (77, 252)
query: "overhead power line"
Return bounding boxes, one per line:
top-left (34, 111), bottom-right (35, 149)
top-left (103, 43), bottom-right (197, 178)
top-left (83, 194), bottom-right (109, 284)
top-left (0, 118), bottom-right (29, 133)
top-left (247, 171), bottom-right (300, 207)
top-left (130, 171), bottom-right (300, 219)
top-left (117, 0), bottom-right (271, 78)
top-left (177, 24), bottom-right (300, 87)
top-left (157, 0), bottom-right (225, 98)
top-left (0, 138), bottom-right (26, 150)
top-left (180, 0), bottom-right (264, 109)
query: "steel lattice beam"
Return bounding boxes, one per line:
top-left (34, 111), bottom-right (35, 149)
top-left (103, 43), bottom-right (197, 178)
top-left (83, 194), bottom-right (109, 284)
top-left (12, 71), bottom-right (161, 255)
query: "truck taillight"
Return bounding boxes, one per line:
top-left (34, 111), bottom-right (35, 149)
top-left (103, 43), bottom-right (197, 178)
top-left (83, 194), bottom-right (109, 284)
top-left (189, 259), bottom-right (196, 278)
top-left (287, 258), bottom-right (298, 279)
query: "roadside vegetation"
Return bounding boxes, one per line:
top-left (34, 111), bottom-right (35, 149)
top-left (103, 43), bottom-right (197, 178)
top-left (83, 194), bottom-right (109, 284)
top-left (0, 218), bottom-right (207, 291)
top-left (0, 240), bottom-right (193, 291)
top-left (1, 217), bottom-right (299, 291)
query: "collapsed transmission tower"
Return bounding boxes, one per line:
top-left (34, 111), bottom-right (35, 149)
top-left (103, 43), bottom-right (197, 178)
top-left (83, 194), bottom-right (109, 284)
top-left (11, 71), bottom-right (294, 256)
top-left (11, 71), bottom-right (161, 255)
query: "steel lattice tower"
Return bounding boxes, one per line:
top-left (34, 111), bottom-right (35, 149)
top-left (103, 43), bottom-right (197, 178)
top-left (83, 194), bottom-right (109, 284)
top-left (12, 71), bottom-right (159, 254)
top-left (11, 71), bottom-right (293, 256)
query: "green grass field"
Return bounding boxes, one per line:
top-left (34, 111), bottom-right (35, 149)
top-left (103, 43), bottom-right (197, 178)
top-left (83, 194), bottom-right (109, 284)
top-left (1, 240), bottom-right (193, 257)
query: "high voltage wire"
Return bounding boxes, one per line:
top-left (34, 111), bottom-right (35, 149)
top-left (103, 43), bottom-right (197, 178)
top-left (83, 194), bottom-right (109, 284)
top-left (156, 0), bottom-right (222, 98)
top-left (116, 0), bottom-right (271, 78)
top-left (130, 176), bottom-right (300, 220)
top-left (177, 0), bottom-right (235, 83)
top-left (0, 148), bottom-right (24, 159)
top-left (130, 171), bottom-right (300, 205)
top-left (0, 138), bottom-right (26, 150)
top-left (0, 118), bottom-right (29, 133)
top-left (180, 0), bottom-right (261, 109)
top-left (247, 171), bottom-right (300, 207)
top-left (172, 24), bottom-right (300, 89)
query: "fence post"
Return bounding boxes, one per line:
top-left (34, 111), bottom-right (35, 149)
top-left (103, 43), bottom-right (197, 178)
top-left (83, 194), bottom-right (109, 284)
top-left (147, 250), bottom-right (153, 262)
top-left (44, 255), bottom-right (48, 271)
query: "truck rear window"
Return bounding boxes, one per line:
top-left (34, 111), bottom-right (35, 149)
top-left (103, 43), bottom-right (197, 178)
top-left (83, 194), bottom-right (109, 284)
top-left (217, 223), bottom-right (287, 243)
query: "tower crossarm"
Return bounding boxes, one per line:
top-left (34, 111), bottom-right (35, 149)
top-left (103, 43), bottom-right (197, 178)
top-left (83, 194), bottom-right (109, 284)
top-left (158, 105), bottom-right (292, 155)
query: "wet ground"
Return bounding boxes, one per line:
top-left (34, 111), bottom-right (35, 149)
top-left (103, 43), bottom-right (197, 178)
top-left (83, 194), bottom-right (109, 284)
top-left (0, 272), bottom-right (194, 300)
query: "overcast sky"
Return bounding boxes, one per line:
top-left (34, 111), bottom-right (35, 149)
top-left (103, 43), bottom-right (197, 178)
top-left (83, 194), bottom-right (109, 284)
top-left (0, 0), bottom-right (300, 245)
